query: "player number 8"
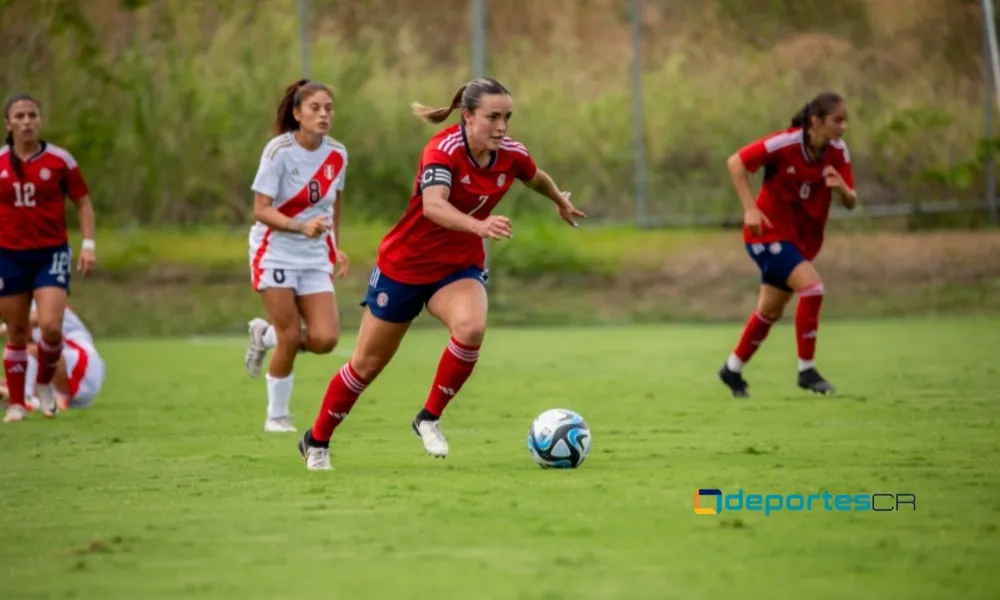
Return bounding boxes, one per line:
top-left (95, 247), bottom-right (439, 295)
top-left (308, 180), bottom-right (321, 204)
top-left (799, 182), bottom-right (811, 200)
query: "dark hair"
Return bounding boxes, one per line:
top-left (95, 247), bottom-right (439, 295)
top-left (411, 77), bottom-right (511, 124)
top-left (790, 91), bottom-right (844, 129)
top-left (4, 93), bottom-right (41, 180)
top-left (273, 79), bottom-right (335, 135)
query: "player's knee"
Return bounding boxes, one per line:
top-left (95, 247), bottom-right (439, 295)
top-left (38, 324), bottom-right (63, 343)
top-left (757, 308), bottom-right (784, 322)
top-left (352, 354), bottom-right (389, 381)
top-left (274, 324), bottom-right (302, 349)
top-left (450, 317), bottom-right (486, 347)
top-left (308, 331), bottom-right (340, 355)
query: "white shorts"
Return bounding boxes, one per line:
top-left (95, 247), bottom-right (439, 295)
top-left (62, 338), bottom-right (105, 408)
top-left (253, 267), bottom-right (334, 296)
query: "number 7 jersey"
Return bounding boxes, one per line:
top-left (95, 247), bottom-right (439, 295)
top-left (248, 132), bottom-right (348, 275)
top-left (375, 123), bottom-right (538, 285)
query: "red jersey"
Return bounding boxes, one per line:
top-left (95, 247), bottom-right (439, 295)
top-left (0, 142), bottom-right (90, 250)
top-left (376, 124), bottom-right (538, 284)
top-left (737, 128), bottom-right (854, 260)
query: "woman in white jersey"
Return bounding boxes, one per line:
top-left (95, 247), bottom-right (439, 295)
top-left (243, 79), bottom-right (350, 433)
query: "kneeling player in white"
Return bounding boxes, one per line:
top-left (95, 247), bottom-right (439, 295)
top-left (0, 305), bottom-right (105, 412)
top-left (244, 79), bottom-right (350, 433)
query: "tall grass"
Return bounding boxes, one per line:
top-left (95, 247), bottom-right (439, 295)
top-left (0, 0), bottom-right (990, 227)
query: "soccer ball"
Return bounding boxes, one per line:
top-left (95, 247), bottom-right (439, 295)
top-left (527, 408), bottom-right (591, 469)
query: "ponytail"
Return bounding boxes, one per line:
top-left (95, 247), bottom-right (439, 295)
top-left (274, 78), bottom-right (310, 135)
top-left (411, 84), bottom-right (468, 124)
top-left (5, 131), bottom-right (21, 179)
top-left (790, 104), bottom-right (810, 129)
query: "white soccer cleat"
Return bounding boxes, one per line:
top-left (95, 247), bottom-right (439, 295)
top-left (35, 384), bottom-right (57, 418)
top-left (3, 404), bottom-right (27, 423)
top-left (245, 318), bottom-right (270, 378)
top-left (413, 419), bottom-right (449, 458)
top-left (264, 416), bottom-right (297, 433)
top-left (298, 434), bottom-right (333, 471)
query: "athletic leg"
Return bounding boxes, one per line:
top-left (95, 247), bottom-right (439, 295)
top-left (0, 292), bottom-right (32, 422)
top-left (414, 275), bottom-right (488, 457)
top-left (258, 283), bottom-right (303, 432)
top-left (299, 267), bottom-right (419, 470)
top-left (33, 287), bottom-right (67, 417)
top-left (787, 261), bottom-right (835, 394)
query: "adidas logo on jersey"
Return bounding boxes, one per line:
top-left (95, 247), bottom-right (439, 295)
top-left (0, 169), bottom-right (8, 179)
top-left (460, 175), bottom-right (471, 184)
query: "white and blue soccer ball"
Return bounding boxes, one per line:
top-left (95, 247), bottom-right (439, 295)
top-left (527, 408), bottom-right (591, 469)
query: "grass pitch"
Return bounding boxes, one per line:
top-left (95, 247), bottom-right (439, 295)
top-left (1, 318), bottom-right (997, 599)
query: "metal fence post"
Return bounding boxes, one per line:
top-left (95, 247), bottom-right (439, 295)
top-left (472, 0), bottom-right (492, 277)
top-left (984, 0), bottom-right (1000, 224)
top-left (631, 0), bottom-right (648, 228)
top-left (300, 0), bottom-right (311, 79)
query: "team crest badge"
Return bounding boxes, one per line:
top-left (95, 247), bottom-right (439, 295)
top-left (39, 168), bottom-right (51, 181)
top-left (376, 292), bottom-right (389, 308)
top-left (496, 174), bottom-right (506, 187)
top-left (324, 165), bottom-right (334, 181)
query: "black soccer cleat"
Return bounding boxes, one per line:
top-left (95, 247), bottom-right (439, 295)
top-left (718, 364), bottom-right (751, 398)
top-left (797, 367), bottom-right (836, 395)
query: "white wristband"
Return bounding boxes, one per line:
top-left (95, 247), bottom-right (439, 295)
top-left (81, 239), bottom-right (96, 251)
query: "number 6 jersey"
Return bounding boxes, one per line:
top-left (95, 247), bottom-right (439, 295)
top-left (249, 132), bottom-right (348, 275)
top-left (736, 127), bottom-right (854, 261)
top-left (375, 123), bottom-right (537, 285)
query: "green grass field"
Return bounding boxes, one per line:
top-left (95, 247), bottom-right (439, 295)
top-left (1, 318), bottom-right (998, 599)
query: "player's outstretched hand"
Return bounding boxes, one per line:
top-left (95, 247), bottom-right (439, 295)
top-left (334, 248), bottom-right (350, 278)
top-left (476, 215), bottom-right (513, 241)
top-left (743, 207), bottom-right (772, 236)
top-left (556, 191), bottom-right (586, 228)
top-left (823, 165), bottom-right (845, 190)
top-left (299, 216), bottom-right (329, 238)
top-left (77, 247), bottom-right (96, 276)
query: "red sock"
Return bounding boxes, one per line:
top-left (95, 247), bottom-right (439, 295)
top-left (4, 344), bottom-right (28, 407)
top-left (36, 337), bottom-right (63, 385)
top-left (796, 283), bottom-right (825, 362)
top-left (311, 362), bottom-right (369, 442)
top-left (732, 312), bottom-right (775, 364)
top-left (424, 338), bottom-right (481, 417)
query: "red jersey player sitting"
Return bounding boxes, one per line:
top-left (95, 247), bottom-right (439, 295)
top-left (718, 91), bottom-right (858, 398)
top-left (297, 76), bottom-right (586, 470)
top-left (0, 93), bottom-right (97, 423)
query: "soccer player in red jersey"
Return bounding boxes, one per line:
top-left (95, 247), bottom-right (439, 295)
top-left (297, 77), bottom-right (586, 470)
top-left (718, 91), bottom-right (858, 399)
top-left (0, 93), bottom-right (97, 423)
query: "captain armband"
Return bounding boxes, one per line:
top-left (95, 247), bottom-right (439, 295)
top-left (420, 164), bottom-right (453, 192)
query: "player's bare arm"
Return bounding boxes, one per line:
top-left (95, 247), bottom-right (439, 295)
top-left (332, 190), bottom-right (349, 277)
top-left (727, 153), bottom-right (771, 236)
top-left (253, 192), bottom-right (327, 238)
top-left (524, 168), bottom-right (586, 227)
top-left (824, 165), bottom-right (858, 210)
top-left (422, 180), bottom-right (511, 240)
top-left (72, 194), bottom-right (97, 275)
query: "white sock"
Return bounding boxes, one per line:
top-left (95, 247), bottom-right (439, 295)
top-left (262, 326), bottom-right (277, 349)
top-left (265, 372), bottom-right (294, 419)
top-left (726, 353), bottom-right (744, 373)
top-left (798, 359), bottom-right (815, 372)
top-left (25, 355), bottom-right (38, 399)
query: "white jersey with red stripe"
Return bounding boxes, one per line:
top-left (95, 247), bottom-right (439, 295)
top-left (248, 132), bottom-right (348, 274)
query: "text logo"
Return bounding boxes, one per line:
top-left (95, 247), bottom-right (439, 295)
top-left (694, 488), bottom-right (916, 516)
